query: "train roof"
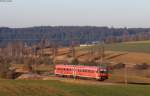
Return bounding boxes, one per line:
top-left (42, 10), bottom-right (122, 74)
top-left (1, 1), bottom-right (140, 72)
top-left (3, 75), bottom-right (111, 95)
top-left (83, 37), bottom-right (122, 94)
top-left (55, 64), bottom-right (106, 70)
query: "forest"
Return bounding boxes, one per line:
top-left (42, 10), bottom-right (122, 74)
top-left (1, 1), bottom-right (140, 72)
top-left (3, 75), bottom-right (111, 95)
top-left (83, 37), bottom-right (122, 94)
top-left (0, 26), bottom-right (150, 46)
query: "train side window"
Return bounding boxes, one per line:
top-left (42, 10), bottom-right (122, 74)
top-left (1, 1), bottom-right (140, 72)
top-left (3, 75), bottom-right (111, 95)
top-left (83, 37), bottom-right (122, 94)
top-left (89, 70), bottom-right (93, 73)
top-left (79, 69), bottom-right (81, 72)
top-left (85, 70), bottom-right (87, 72)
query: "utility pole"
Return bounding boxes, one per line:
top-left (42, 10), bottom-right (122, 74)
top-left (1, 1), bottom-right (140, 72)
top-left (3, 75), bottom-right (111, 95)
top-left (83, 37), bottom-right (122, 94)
top-left (99, 41), bottom-right (105, 67)
top-left (70, 41), bottom-right (77, 80)
top-left (124, 64), bottom-right (128, 86)
top-left (52, 42), bottom-right (57, 65)
top-left (70, 41), bottom-right (75, 59)
top-left (89, 44), bottom-right (94, 62)
top-left (97, 41), bottom-right (105, 77)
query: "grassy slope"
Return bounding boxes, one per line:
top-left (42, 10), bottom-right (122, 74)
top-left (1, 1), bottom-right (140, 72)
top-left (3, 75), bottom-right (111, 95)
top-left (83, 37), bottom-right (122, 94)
top-left (105, 42), bottom-right (150, 53)
top-left (78, 40), bottom-right (150, 53)
top-left (0, 80), bottom-right (150, 96)
top-left (105, 40), bottom-right (150, 53)
top-left (123, 40), bottom-right (150, 44)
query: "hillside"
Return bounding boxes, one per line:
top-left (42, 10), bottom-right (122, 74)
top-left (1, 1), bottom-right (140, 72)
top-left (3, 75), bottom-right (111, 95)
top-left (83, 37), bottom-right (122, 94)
top-left (0, 80), bottom-right (150, 96)
top-left (75, 40), bottom-right (150, 65)
top-left (105, 40), bottom-right (150, 53)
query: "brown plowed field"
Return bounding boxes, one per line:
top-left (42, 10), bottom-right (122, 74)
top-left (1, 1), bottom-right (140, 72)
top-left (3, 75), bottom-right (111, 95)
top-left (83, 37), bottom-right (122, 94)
top-left (107, 51), bottom-right (150, 65)
top-left (42, 45), bottom-right (150, 66)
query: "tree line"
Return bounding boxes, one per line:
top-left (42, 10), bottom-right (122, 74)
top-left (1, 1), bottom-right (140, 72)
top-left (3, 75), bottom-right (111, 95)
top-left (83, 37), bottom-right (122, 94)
top-left (0, 26), bottom-right (150, 46)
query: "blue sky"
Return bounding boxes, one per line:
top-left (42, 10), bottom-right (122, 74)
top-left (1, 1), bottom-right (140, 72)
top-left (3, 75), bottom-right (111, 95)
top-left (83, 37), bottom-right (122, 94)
top-left (0, 0), bottom-right (150, 28)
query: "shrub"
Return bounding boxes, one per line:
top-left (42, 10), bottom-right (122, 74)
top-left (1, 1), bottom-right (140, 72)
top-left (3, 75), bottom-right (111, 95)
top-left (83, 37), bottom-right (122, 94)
top-left (0, 63), bottom-right (10, 78)
top-left (82, 60), bottom-right (98, 66)
top-left (134, 63), bottom-right (150, 70)
top-left (6, 70), bottom-right (16, 79)
top-left (71, 58), bottom-right (79, 65)
top-left (113, 63), bottom-right (125, 69)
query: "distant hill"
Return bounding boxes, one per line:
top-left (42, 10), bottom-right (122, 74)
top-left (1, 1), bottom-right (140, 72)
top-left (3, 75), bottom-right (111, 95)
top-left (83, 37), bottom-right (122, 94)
top-left (0, 26), bottom-right (150, 46)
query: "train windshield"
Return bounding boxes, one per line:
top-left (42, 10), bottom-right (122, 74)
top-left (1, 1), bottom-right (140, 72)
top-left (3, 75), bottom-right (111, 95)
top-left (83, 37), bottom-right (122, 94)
top-left (100, 70), bottom-right (107, 74)
top-left (97, 69), bottom-right (108, 74)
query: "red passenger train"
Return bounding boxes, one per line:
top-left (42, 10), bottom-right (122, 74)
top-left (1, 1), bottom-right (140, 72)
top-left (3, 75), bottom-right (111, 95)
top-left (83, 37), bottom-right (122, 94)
top-left (55, 64), bottom-right (109, 81)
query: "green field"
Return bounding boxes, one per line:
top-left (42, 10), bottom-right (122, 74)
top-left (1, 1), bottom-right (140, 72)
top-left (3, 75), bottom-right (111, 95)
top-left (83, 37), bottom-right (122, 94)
top-left (0, 80), bottom-right (150, 96)
top-left (105, 41), bottom-right (150, 53)
top-left (78, 40), bottom-right (150, 53)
